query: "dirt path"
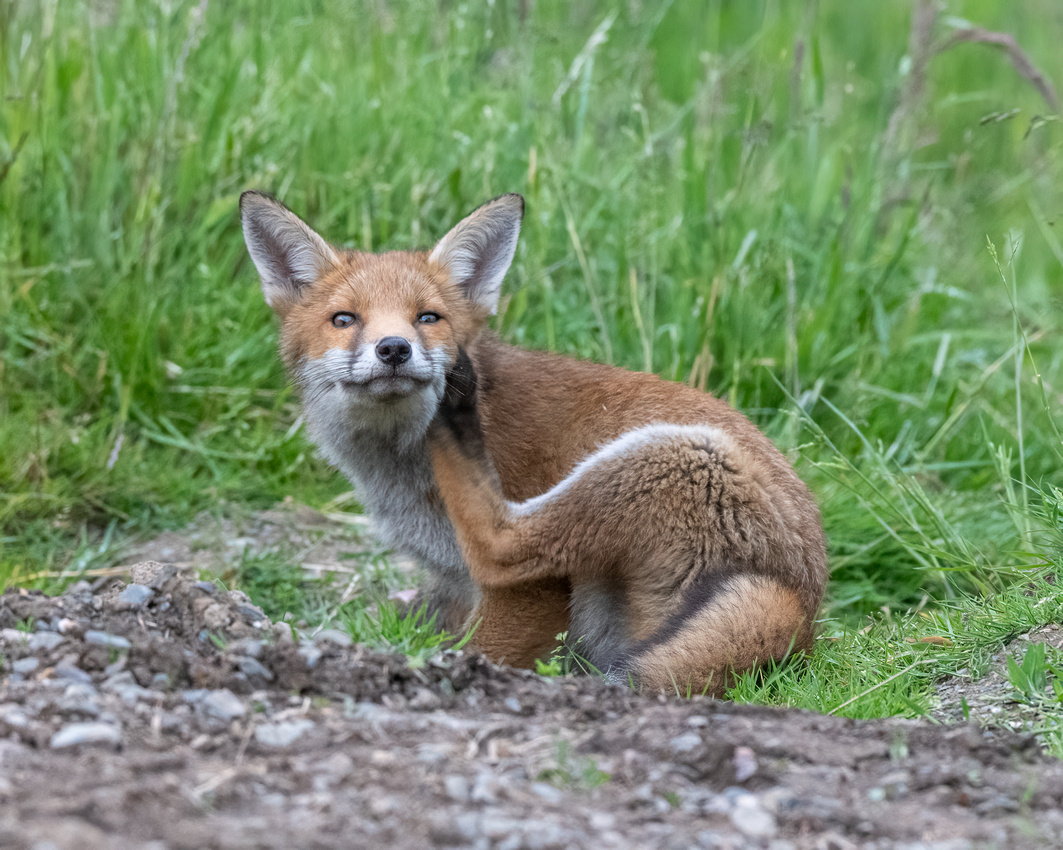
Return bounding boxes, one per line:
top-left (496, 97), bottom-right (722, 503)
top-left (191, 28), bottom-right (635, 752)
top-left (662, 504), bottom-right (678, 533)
top-left (2, 561), bottom-right (1061, 849)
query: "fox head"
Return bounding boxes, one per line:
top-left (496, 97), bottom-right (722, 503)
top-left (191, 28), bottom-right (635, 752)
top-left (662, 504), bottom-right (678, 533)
top-left (240, 192), bottom-right (523, 445)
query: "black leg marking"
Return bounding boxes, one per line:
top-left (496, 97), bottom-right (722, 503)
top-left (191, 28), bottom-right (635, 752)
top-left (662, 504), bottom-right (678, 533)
top-left (434, 346), bottom-right (488, 460)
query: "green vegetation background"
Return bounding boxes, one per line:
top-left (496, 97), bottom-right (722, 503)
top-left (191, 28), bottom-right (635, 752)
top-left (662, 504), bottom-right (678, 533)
top-left (2, 0), bottom-right (1061, 726)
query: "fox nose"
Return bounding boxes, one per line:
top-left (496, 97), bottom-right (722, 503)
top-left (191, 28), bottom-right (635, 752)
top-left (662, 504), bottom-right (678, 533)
top-left (375, 336), bottom-right (412, 366)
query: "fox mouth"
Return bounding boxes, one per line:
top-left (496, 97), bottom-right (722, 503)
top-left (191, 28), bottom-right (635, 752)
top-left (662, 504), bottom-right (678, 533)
top-left (337, 374), bottom-right (430, 398)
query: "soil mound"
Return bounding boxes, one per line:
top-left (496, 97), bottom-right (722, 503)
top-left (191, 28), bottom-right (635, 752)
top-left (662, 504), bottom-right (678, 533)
top-left (1, 563), bottom-right (1061, 849)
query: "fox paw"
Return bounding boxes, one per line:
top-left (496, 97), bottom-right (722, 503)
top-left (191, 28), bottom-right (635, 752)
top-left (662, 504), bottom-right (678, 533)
top-left (440, 346), bottom-right (478, 413)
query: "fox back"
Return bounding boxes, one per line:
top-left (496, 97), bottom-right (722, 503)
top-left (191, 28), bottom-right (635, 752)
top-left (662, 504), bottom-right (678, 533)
top-left (241, 192), bottom-right (828, 694)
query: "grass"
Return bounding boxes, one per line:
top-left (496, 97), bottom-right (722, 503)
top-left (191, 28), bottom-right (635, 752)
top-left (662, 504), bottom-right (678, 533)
top-left (2, 1), bottom-right (1062, 743)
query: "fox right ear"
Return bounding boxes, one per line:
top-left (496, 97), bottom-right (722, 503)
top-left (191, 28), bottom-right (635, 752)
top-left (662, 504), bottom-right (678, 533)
top-left (240, 191), bottom-right (338, 309)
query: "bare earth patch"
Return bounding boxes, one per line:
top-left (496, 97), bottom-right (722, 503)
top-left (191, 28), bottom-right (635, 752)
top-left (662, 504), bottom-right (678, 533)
top-left (2, 556), bottom-right (1062, 849)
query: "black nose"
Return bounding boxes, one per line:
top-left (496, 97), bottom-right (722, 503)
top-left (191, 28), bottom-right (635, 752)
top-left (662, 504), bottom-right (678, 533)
top-left (375, 336), bottom-right (412, 366)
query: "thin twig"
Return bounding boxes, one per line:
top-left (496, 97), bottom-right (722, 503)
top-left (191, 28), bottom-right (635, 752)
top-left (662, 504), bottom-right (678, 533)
top-left (935, 26), bottom-right (1060, 113)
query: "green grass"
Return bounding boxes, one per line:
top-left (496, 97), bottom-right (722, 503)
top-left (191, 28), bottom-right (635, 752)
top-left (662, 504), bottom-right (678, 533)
top-left (2, 0), bottom-right (1062, 741)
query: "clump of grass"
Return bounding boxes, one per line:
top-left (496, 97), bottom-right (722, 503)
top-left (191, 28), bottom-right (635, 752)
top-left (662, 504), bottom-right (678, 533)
top-left (339, 599), bottom-right (470, 666)
top-left (537, 740), bottom-right (611, 791)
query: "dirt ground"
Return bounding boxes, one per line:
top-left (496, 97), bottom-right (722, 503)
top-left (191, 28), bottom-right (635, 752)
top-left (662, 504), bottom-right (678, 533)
top-left (2, 511), bottom-right (1062, 849)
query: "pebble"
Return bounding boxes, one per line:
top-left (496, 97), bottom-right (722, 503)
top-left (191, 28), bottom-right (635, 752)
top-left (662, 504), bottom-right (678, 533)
top-left (313, 628), bottom-right (353, 647)
top-left (254, 719), bottom-right (314, 748)
top-left (530, 781), bottom-right (564, 804)
top-left (0, 704), bottom-right (32, 730)
top-left (50, 721), bottom-right (122, 749)
top-left (84, 630), bottom-right (132, 651)
top-left (57, 618), bottom-right (82, 635)
top-left (670, 732), bottom-right (702, 753)
top-left (28, 631), bottom-right (65, 652)
top-left (236, 656), bottom-right (275, 682)
top-left (733, 746), bottom-right (758, 783)
top-left (102, 672), bottom-right (155, 705)
top-left (199, 602), bottom-right (233, 630)
top-left (729, 794), bottom-right (777, 838)
top-left (12, 657), bottom-right (40, 674)
top-left (443, 774), bottom-right (470, 802)
top-left (299, 645), bottom-right (323, 668)
top-left (235, 602), bottom-right (268, 624)
top-left (116, 583), bottom-right (154, 608)
top-left (193, 580), bottom-right (218, 595)
top-left (55, 663), bottom-right (94, 684)
top-left (181, 689), bottom-right (211, 705)
top-left (197, 688), bottom-right (246, 723)
top-left (57, 683), bottom-right (101, 717)
top-left (226, 638), bottom-right (266, 658)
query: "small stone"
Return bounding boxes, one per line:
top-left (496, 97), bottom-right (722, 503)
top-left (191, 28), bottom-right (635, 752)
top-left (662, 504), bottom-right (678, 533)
top-left (504, 697), bottom-right (522, 713)
top-left (0, 704), bottom-right (31, 730)
top-left (670, 732), bottom-right (702, 753)
top-left (28, 631), bottom-right (65, 652)
top-left (409, 688), bottom-right (441, 710)
top-left (480, 813), bottom-right (521, 840)
top-left (236, 656), bottom-right (275, 683)
top-left (443, 775), bottom-right (470, 802)
top-left (298, 645), bottom-right (322, 668)
top-left (254, 719), bottom-right (314, 748)
top-left (236, 602), bottom-right (268, 624)
top-left (730, 798), bottom-right (777, 838)
top-left (199, 603), bottom-right (233, 631)
top-left (0, 629), bottom-right (26, 645)
top-left (319, 752), bottom-right (355, 779)
top-left (55, 663), bottom-right (94, 684)
top-left (470, 772), bottom-right (502, 804)
top-left (133, 561), bottom-right (180, 590)
top-left (271, 622), bottom-right (295, 645)
top-left (313, 628), bottom-right (352, 647)
top-left (878, 769), bottom-right (909, 800)
top-left (197, 688), bottom-right (246, 723)
top-left (57, 683), bottom-right (100, 717)
top-left (181, 689), bottom-right (211, 705)
top-left (193, 581), bottom-right (218, 595)
top-left (733, 746), bottom-right (758, 783)
top-left (530, 781), bottom-right (564, 804)
top-left (12, 657), bottom-right (40, 674)
top-left (116, 583), bottom-right (154, 609)
top-left (102, 672), bottom-right (154, 705)
top-left (57, 618), bottom-right (82, 636)
top-left (84, 631), bottom-right (131, 651)
top-left (50, 722), bottom-right (121, 749)
top-left (226, 638), bottom-right (266, 658)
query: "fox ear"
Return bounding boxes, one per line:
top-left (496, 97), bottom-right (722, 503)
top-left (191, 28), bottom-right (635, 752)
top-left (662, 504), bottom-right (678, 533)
top-left (429, 194), bottom-right (524, 315)
top-left (240, 191), bottom-right (339, 309)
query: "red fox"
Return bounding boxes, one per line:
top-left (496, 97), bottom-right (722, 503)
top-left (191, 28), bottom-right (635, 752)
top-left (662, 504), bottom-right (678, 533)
top-left (241, 191), bottom-right (828, 694)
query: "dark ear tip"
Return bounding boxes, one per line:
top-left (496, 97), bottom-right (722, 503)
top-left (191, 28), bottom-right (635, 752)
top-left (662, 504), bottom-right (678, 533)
top-left (488, 193), bottom-right (524, 220)
top-left (240, 190), bottom-right (279, 214)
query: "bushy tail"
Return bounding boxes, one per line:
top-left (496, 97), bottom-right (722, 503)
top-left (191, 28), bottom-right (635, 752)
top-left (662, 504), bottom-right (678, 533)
top-left (625, 574), bottom-right (814, 697)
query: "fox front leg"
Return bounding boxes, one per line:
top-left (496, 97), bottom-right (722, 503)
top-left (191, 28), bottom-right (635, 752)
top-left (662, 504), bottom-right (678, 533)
top-left (428, 349), bottom-right (550, 587)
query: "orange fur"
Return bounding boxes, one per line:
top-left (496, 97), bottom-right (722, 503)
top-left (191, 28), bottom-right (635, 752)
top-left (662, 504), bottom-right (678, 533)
top-left (241, 191), bottom-right (829, 693)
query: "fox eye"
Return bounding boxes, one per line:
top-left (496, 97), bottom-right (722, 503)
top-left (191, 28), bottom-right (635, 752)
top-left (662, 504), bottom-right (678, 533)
top-left (417, 312), bottom-right (441, 324)
top-left (331, 312), bottom-right (358, 329)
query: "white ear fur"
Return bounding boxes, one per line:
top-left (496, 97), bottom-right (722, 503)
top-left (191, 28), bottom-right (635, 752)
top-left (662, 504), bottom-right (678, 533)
top-left (240, 191), bottom-right (339, 309)
top-left (428, 194), bottom-right (524, 315)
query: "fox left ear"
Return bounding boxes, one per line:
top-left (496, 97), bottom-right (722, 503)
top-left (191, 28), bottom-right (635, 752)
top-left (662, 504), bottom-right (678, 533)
top-left (429, 194), bottom-right (524, 315)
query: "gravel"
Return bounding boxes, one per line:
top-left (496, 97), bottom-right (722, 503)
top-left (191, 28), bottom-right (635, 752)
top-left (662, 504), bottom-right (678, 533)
top-left (0, 561), bottom-right (1061, 850)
